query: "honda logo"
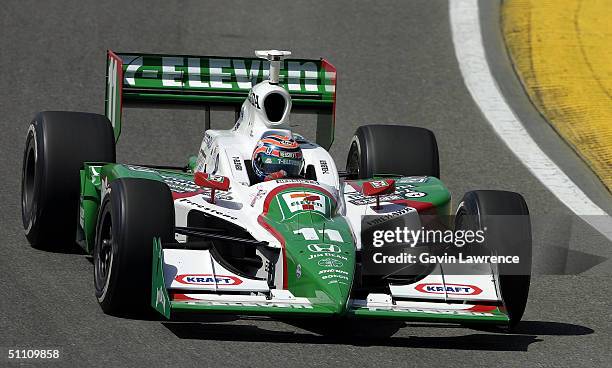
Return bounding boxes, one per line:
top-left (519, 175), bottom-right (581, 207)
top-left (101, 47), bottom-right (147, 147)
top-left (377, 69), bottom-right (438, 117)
top-left (307, 243), bottom-right (341, 253)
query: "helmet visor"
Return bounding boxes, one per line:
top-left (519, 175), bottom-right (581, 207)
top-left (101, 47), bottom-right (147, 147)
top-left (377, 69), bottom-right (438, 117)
top-left (261, 157), bottom-right (303, 177)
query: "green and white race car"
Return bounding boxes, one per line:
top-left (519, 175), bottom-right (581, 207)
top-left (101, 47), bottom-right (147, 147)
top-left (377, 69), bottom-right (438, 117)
top-left (21, 50), bottom-right (531, 327)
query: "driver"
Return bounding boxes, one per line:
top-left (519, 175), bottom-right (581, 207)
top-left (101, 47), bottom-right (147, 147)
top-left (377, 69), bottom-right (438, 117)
top-left (251, 134), bottom-right (304, 182)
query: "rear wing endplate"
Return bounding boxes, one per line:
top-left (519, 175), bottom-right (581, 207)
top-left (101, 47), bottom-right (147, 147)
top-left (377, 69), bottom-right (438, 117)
top-left (105, 50), bottom-right (337, 149)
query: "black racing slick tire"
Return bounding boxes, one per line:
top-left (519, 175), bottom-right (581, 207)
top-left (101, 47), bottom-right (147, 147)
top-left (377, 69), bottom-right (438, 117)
top-left (94, 178), bottom-right (174, 316)
top-left (455, 190), bottom-right (532, 327)
top-left (21, 111), bottom-right (116, 249)
top-left (346, 124), bottom-right (440, 179)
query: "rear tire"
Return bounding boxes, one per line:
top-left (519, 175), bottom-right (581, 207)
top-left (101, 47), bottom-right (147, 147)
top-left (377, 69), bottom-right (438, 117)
top-left (94, 178), bottom-right (174, 316)
top-left (455, 190), bottom-right (531, 327)
top-left (21, 111), bottom-right (116, 249)
top-left (346, 124), bottom-right (439, 179)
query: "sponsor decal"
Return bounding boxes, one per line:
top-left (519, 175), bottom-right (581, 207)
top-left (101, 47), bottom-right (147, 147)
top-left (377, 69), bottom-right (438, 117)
top-left (126, 164), bottom-right (158, 173)
top-left (248, 90), bottom-right (261, 109)
top-left (106, 54), bottom-right (120, 128)
top-left (199, 148), bottom-right (208, 161)
top-left (307, 243), bottom-right (341, 253)
top-left (360, 306), bottom-right (494, 316)
top-left (318, 269), bottom-right (348, 275)
top-left (186, 300), bottom-right (313, 309)
top-left (178, 198), bottom-right (238, 220)
top-left (396, 186), bottom-right (427, 198)
top-left (317, 258), bottom-right (344, 268)
top-left (123, 56), bottom-right (333, 94)
top-left (415, 283), bottom-right (483, 296)
top-left (307, 253), bottom-right (348, 261)
top-left (364, 207), bottom-right (415, 226)
top-left (164, 176), bottom-right (233, 200)
top-left (232, 156), bottom-right (243, 171)
top-left (320, 160), bottom-right (329, 174)
top-left (294, 227), bottom-right (344, 242)
top-left (318, 269), bottom-right (350, 284)
top-left (347, 186), bottom-right (426, 205)
top-left (175, 274), bottom-right (243, 286)
top-left (160, 175), bottom-right (200, 193)
top-left (196, 149), bottom-right (207, 172)
top-left (250, 188), bottom-right (267, 207)
top-left (321, 275), bottom-right (349, 283)
top-left (282, 191), bottom-right (326, 214)
top-left (275, 179), bottom-right (320, 185)
top-left (203, 132), bottom-right (214, 148)
top-left (206, 174), bottom-right (226, 183)
top-left (279, 151), bottom-right (301, 159)
top-left (397, 176), bottom-right (429, 184)
top-left (296, 264), bottom-right (302, 279)
top-left (370, 180), bottom-right (390, 189)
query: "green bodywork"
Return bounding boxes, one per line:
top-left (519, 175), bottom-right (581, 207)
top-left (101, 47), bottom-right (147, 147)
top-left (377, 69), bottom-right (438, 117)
top-left (77, 164), bottom-right (103, 253)
top-left (361, 176), bottom-right (452, 214)
top-left (77, 162), bottom-right (195, 253)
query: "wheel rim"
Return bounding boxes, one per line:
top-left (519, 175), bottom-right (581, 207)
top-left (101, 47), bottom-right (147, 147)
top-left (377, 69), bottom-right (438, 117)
top-left (454, 207), bottom-right (466, 229)
top-left (347, 142), bottom-right (361, 178)
top-left (95, 214), bottom-right (114, 293)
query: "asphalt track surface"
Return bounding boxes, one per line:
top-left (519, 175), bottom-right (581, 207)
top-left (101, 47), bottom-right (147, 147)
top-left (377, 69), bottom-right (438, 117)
top-left (1, 0), bottom-right (610, 367)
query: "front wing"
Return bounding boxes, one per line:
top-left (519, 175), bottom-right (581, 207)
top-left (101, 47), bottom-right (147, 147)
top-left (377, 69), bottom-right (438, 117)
top-left (151, 238), bottom-right (509, 324)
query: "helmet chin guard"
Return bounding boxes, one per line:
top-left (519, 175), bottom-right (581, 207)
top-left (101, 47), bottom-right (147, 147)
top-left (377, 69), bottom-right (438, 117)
top-left (255, 50), bottom-right (291, 84)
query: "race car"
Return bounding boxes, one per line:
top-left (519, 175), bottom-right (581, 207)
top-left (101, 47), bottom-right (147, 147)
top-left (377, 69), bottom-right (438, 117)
top-left (21, 49), bottom-right (531, 327)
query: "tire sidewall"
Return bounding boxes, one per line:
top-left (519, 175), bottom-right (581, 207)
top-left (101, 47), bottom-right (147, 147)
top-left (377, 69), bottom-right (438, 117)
top-left (22, 123), bottom-right (42, 241)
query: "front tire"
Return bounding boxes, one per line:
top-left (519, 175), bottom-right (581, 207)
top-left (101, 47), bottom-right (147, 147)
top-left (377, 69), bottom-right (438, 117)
top-left (21, 111), bottom-right (115, 248)
top-left (455, 190), bottom-right (532, 327)
top-left (94, 178), bottom-right (174, 316)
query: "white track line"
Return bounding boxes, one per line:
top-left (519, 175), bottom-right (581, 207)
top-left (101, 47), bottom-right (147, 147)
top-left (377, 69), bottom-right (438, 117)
top-left (449, 0), bottom-right (612, 241)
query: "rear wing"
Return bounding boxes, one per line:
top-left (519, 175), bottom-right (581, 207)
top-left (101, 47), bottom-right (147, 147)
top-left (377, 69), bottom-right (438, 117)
top-left (105, 50), bottom-right (337, 149)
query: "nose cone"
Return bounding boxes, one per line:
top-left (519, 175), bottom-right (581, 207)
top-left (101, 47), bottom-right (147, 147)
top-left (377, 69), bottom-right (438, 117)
top-left (287, 244), bottom-right (354, 314)
top-left (258, 182), bottom-right (356, 315)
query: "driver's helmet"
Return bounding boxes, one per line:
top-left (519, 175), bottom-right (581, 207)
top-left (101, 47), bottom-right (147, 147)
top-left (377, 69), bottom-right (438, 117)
top-left (252, 134), bottom-right (304, 181)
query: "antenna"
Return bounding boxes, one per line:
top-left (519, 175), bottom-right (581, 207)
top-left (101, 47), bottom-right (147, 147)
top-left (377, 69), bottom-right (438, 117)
top-left (255, 50), bottom-right (291, 84)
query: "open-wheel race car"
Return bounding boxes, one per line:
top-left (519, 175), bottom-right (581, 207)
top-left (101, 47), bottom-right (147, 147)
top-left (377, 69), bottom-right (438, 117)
top-left (21, 50), bottom-right (531, 327)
